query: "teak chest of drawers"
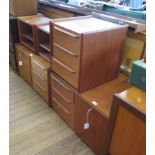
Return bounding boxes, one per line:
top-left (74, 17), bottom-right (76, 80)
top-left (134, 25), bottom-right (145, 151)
top-left (18, 15), bottom-right (50, 53)
top-left (50, 72), bottom-right (75, 129)
top-left (50, 16), bottom-right (128, 92)
top-left (31, 55), bottom-right (50, 103)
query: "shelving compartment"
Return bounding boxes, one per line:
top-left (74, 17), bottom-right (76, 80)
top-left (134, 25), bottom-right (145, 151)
top-left (37, 28), bottom-right (50, 62)
top-left (19, 21), bottom-right (35, 52)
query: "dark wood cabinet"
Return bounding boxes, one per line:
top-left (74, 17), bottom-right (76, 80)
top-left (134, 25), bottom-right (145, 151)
top-left (9, 14), bottom-right (19, 70)
top-left (74, 94), bottom-right (108, 155)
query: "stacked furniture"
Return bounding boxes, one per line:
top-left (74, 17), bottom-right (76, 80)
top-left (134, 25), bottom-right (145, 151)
top-left (16, 15), bottom-right (51, 104)
top-left (14, 13), bottom-right (145, 155)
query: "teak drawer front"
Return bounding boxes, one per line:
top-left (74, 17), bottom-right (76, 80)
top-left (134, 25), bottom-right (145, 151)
top-left (52, 97), bottom-right (74, 128)
top-left (31, 59), bottom-right (48, 80)
top-left (53, 26), bottom-right (80, 54)
top-left (32, 70), bottom-right (48, 89)
top-left (51, 87), bottom-right (73, 113)
top-left (52, 57), bottom-right (78, 89)
top-left (33, 79), bottom-right (48, 102)
top-left (50, 74), bottom-right (74, 103)
top-left (53, 43), bottom-right (80, 71)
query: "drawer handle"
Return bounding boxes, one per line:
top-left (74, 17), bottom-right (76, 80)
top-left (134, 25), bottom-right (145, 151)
top-left (54, 43), bottom-right (78, 57)
top-left (33, 80), bottom-right (47, 92)
top-left (52, 97), bottom-right (71, 115)
top-left (32, 70), bottom-right (46, 81)
top-left (55, 27), bottom-right (79, 38)
top-left (32, 60), bottom-right (45, 70)
top-left (51, 75), bottom-right (72, 92)
top-left (53, 58), bottom-right (76, 74)
top-left (52, 87), bottom-right (71, 104)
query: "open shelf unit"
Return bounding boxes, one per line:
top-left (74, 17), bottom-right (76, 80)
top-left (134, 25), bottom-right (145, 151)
top-left (36, 24), bottom-right (51, 62)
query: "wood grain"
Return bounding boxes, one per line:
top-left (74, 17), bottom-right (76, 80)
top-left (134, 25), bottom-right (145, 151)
top-left (9, 67), bottom-right (94, 155)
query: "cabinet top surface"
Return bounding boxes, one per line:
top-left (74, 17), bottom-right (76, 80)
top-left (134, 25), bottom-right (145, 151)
top-left (80, 73), bottom-right (131, 118)
top-left (18, 15), bottom-right (50, 26)
top-left (38, 24), bottom-right (50, 33)
top-left (116, 86), bottom-right (146, 113)
top-left (52, 16), bottom-right (124, 34)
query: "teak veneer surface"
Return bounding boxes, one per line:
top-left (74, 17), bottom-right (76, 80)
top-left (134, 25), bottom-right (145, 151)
top-left (38, 24), bottom-right (50, 34)
top-left (18, 15), bottom-right (50, 26)
top-left (116, 86), bottom-right (146, 113)
top-left (80, 73), bottom-right (131, 118)
top-left (52, 16), bottom-right (126, 34)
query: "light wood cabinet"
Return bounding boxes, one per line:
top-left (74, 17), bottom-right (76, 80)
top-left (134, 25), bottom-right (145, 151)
top-left (50, 16), bottom-right (128, 92)
top-left (15, 44), bottom-right (32, 86)
top-left (31, 55), bottom-right (50, 103)
top-left (107, 87), bottom-right (146, 155)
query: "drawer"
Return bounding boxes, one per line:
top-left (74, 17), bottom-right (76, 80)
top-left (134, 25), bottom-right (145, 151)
top-left (51, 87), bottom-right (73, 113)
top-left (52, 57), bottom-right (78, 89)
top-left (53, 26), bottom-right (80, 54)
top-left (50, 73), bottom-right (74, 103)
top-left (53, 43), bottom-right (80, 71)
top-left (31, 58), bottom-right (48, 80)
top-left (52, 97), bottom-right (74, 128)
top-left (32, 70), bottom-right (48, 89)
top-left (33, 79), bottom-right (48, 102)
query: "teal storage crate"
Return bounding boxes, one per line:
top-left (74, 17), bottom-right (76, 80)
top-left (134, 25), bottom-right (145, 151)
top-left (129, 60), bottom-right (146, 91)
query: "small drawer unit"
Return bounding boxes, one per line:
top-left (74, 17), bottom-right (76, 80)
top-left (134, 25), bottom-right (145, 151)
top-left (50, 73), bottom-right (75, 129)
top-left (36, 24), bottom-right (51, 62)
top-left (18, 15), bottom-right (50, 53)
top-left (50, 16), bottom-right (128, 92)
top-left (31, 55), bottom-right (50, 103)
top-left (15, 43), bottom-right (33, 86)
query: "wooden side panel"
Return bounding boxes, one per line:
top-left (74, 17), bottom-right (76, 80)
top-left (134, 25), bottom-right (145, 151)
top-left (79, 27), bottom-right (127, 92)
top-left (109, 106), bottom-right (146, 155)
top-left (74, 94), bottom-right (108, 155)
top-left (9, 0), bottom-right (38, 17)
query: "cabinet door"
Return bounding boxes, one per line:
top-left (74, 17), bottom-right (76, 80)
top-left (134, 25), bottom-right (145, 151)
top-left (16, 47), bottom-right (32, 85)
top-left (74, 94), bottom-right (108, 155)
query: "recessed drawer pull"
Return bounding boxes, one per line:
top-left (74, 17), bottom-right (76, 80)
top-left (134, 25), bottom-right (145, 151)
top-left (53, 58), bottom-right (76, 74)
top-left (32, 60), bottom-right (45, 69)
top-left (54, 43), bottom-right (78, 57)
top-left (53, 97), bottom-right (71, 115)
top-left (51, 75), bottom-right (72, 92)
top-left (33, 80), bottom-right (47, 92)
top-left (55, 27), bottom-right (79, 38)
top-left (32, 70), bottom-right (46, 81)
top-left (52, 87), bottom-right (71, 104)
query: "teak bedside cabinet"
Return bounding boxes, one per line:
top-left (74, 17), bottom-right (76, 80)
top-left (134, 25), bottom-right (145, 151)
top-left (50, 16), bottom-right (128, 92)
top-left (36, 24), bottom-right (51, 62)
top-left (18, 15), bottom-right (50, 53)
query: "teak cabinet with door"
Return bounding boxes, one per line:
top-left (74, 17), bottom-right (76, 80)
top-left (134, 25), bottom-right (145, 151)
top-left (15, 44), bottom-right (33, 86)
top-left (50, 16), bottom-right (128, 92)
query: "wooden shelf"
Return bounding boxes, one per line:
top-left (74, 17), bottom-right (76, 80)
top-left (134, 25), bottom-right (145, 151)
top-left (39, 51), bottom-right (50, 62)
top-left (40, 43), bottom-right (50, 52)
top-left (22, 33), bottom-right (34, 42)
top-left (22, 41), bottom-right (34, 52)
